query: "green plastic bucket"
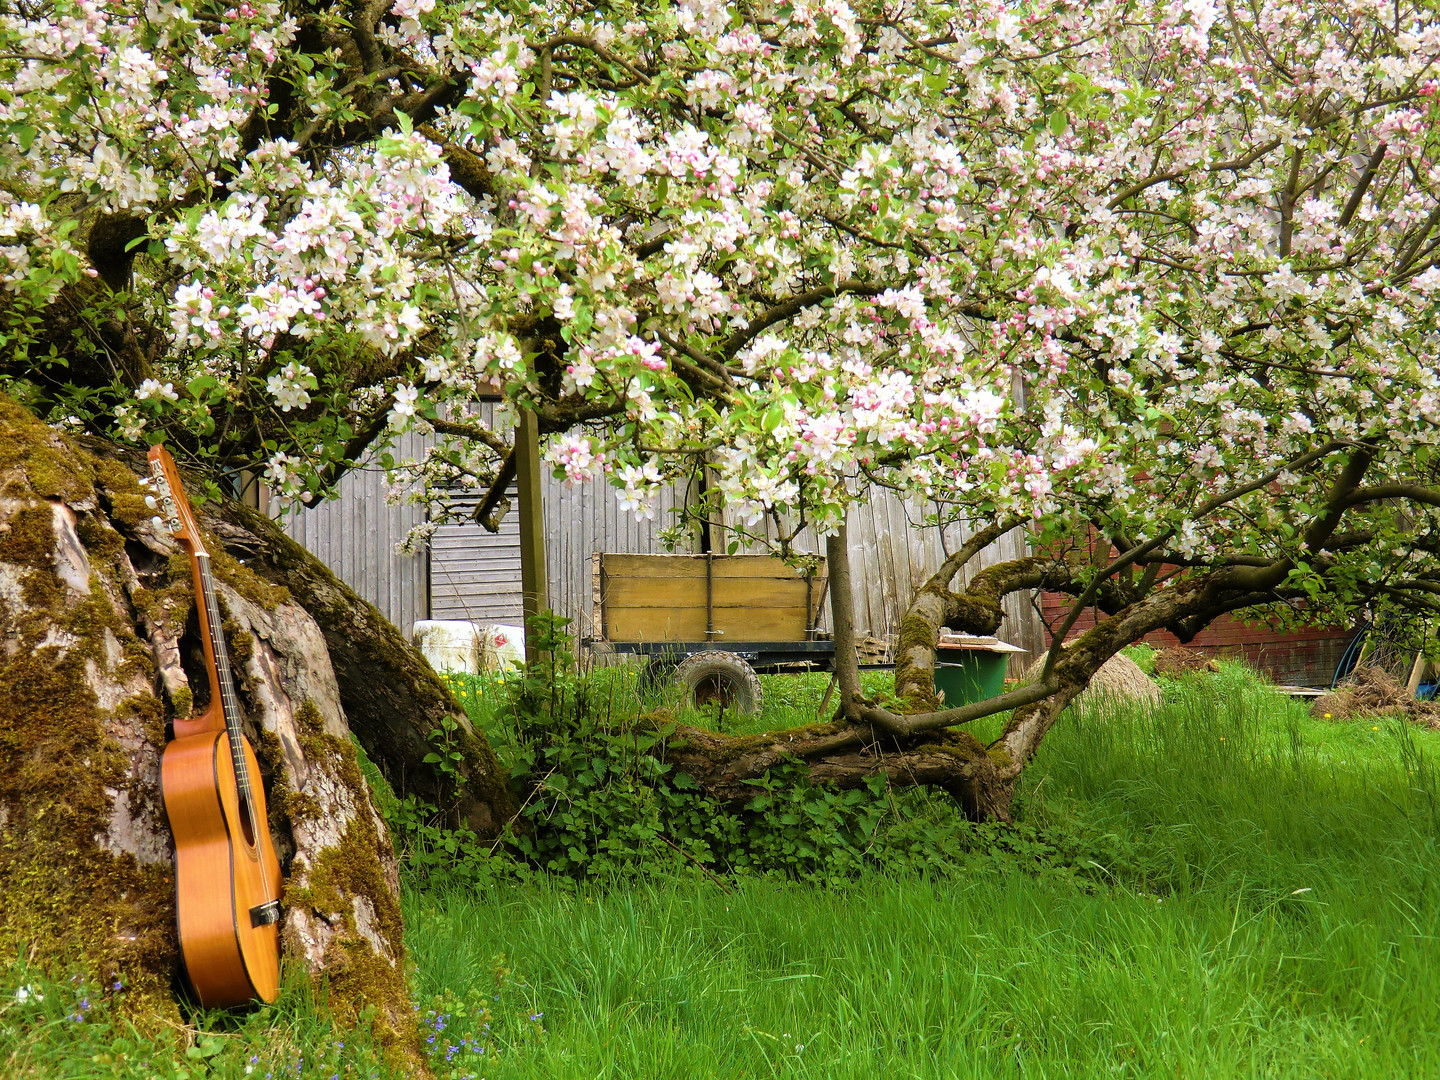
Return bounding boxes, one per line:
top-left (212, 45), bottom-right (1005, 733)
top-left (932, 639), bottom-right (1024, 706)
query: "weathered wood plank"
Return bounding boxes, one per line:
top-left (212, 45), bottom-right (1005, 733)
top-left (601, 553), bottom-right (824, 581)
top-left (604, 606), bottom-right (810, 642)
top-left (602, 576), bottom-right (812, 610)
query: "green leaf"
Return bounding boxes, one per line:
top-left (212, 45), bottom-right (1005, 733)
top-left (187, 374), bottom-right (217, 399)
top-left (14, 125), bottom-right (37, 152)
top-left (572, 302), bottom-right (593, 336)
top-left (1049, 111), bottom-right (1068, 136)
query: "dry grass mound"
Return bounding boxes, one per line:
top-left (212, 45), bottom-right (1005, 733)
top-left (1311, 666), bottom-right (1440, 728)
top-left (1022, 650), bottom-right (1161, 709)
top-left (1153, 647), bottom-right (1220, 677)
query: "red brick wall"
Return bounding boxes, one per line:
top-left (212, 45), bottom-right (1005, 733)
top-left (1040, 593), bottom-right (1353, 687)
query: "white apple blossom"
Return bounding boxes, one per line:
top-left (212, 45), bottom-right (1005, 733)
top-left (0, 0), bottom-right (1436, 647)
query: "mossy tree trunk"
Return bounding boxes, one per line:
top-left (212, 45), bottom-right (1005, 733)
top-left (0, 397), bottom-right (506, 1067)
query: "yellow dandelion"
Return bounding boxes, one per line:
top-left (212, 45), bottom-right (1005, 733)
top-left (1324, 713), bottom-right (1332, 719)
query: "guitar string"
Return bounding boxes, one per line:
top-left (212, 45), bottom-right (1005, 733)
top-left (197, 552), bottom-right (279, 914)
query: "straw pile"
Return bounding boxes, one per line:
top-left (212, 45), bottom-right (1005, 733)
top-left (1022, 649), bottom-right (1161, 708)
top-left (1310, 666), bottom-right (1440, 728)
top-left (1152, 647), bottom-right (1220, 677)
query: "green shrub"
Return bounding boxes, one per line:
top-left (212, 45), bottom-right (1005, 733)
top-left (382, 614), bottom-right (1136, 889)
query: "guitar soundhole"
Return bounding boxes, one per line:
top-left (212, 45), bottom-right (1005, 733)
top-left (236, 791), bottom-right (258, 849)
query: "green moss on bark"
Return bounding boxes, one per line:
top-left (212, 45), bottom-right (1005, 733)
top-left (0, 465), bottom-right (175, 1019)
top-left (282, 700), bottom-right (420, 1067)
top-left (0, 398), bottom-right (96, 503)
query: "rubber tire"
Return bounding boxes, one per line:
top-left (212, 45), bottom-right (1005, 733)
top-left (673, 651), bottom-right (764, 716)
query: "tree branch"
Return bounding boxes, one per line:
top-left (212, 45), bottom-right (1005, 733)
top-left (473, 448), bottom-right (518, 532)
top-left (1338, 142), bottom-right (1387, 227)
top-left (722, 280), bottom-right (884, 359)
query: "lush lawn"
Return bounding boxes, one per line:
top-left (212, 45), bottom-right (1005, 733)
top-left (399, 667), bottom-right (1440, 1079)
top-left (7, 665), bottom-right (1440, 1078)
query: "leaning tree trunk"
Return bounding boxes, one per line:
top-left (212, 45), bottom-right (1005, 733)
top-left (634, 517), bottom-right (1196, 821)
top-left (196, 493), bottom-right (517, 838)
top-left (0, 396), bottom-right (505, 1067)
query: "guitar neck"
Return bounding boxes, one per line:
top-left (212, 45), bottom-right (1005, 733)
top-left (193, 553), bottom-right (253, 801)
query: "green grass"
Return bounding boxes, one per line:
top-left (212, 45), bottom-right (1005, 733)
top-left (408, 664), bottom-right (1440, 1079)
top-left (440, 663), bottom-right (896, 756)
top-left (0, 961), bottom-right (397, 1079)
top-left (8, 664), bottom-right (1440, 1078)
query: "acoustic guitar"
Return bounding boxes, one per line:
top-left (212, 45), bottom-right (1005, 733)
top-left (149, 446), bottom-right (283, 1008)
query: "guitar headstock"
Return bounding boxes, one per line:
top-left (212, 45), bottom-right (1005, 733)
top-left (146, 445), bottom-right (208, 557)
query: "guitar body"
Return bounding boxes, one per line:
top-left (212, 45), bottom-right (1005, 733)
top-left (149, 444), bottom-right (284, 1009)
top-left (161, 728), bottom-right (283, 1007)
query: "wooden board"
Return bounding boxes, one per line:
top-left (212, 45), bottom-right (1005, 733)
top-left (600, 554), bottom-right (820, 579)
top-left (599, 553), bottom-right (826, 643)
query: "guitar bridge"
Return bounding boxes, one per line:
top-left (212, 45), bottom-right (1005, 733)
top-left (250, 900), bottom-right (282, 928)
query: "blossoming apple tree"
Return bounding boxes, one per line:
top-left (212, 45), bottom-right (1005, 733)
top-left (3, 0), bottom-right (1440, 814)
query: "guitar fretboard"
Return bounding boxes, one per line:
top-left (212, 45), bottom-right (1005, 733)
top-left (196, 555), bottom-right (254, 814)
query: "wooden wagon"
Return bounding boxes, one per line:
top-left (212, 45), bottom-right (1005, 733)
top-left (586, 552), bottom-right (832, 714)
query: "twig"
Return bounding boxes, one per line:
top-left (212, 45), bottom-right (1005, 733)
top-left (487, 766), bottom-right (557, 853)
top-left (657, 834), bottom-right (734, 893)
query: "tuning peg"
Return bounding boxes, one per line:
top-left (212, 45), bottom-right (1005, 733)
top-left (145, 495), bottom-right (158, 509)
top-left (152, 516), bottom-right (164, 529)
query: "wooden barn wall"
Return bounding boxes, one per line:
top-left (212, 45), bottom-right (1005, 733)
top-left (429, 485), bottom-right (524, 623)
top-left (722, 496), bottom-right (1043, 670)
top-left (280, 429), bottom-right (429, 634)
top-left (279, 417), bottom-right (1042, 663)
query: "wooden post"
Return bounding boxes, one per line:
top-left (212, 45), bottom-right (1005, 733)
top-left (516, 407), bottom-right (547, 665)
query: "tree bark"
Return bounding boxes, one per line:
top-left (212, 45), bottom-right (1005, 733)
top-left (0, 397), bottom-right (474, 1066)
top-left (196, 498), bottom-right (517, 838)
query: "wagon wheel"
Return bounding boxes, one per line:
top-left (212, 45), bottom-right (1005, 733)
top-left (673, 651), bottom-right (764, 717)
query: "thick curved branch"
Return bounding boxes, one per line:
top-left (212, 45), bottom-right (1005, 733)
top-left (308, 403), bottom-right (394, 497)
top-left (722, 280), bottom-right (884, 359)
top-left (1105, 137), bottom-right (1284, 210)
top-left (534, 34), bottom-right (653, 85)
top-left (1338, 142), bottom-right (1388, 227)
top-left (924, 516), bottom-right (1028, 596)
top-left (430, 415), bottom-right (511, 456)
top-left (473, 449), bottom-right (517, 532)
top-left (859, 678), bottom-right (1058, 738)
top-left (1340, 483), bottom-right (1440, 511)
top-left (418, 124), bottom-right (497, 201)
